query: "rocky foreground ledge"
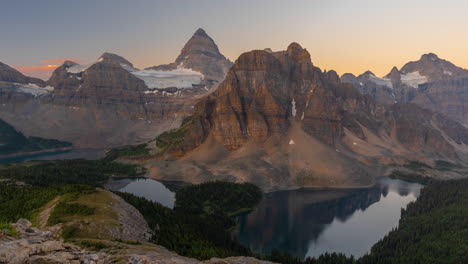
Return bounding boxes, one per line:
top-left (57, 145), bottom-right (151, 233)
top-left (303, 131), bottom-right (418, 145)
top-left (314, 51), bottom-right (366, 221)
top-left (0, 219), bottom-right (275, 264)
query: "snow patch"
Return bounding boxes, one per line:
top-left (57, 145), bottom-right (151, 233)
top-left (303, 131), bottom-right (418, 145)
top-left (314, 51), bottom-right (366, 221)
top-left (444, 70), bottom-right (453, 76)
top-left (15, 83), bottom-right (54, 97)
top-left (66, 62), bottom-right (96, 74)
top-left (291, 99), bottom-right (297, 117)
top-left (401, 71), bottom-right (428, 88)
top-left (368, 74), bottom-right (393, 89)
top-left (289, 139), bottom-right (295, 145)
top-left (128, 67), bottom-right (204, 89)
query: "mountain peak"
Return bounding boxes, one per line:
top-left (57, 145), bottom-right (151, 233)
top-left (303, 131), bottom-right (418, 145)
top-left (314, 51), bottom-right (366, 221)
top-left (98, 53), bottom-right (134, 67)
top-left (421, 53), bottom-right (440, 61)
top-left (287, 42), bottom-right (304, 51)
top-left (62, 60), bottom-right (78, 67)
top-left (400, 53), bottom-right (468, 81)
top-left (363, 70), bottom-right (375, 76)
top-left (175, 28), bottom-right (223, 64)
top-left (193, 28), bottom-right (209, 38)
top-left (286, 42), bottom-right (311, 64)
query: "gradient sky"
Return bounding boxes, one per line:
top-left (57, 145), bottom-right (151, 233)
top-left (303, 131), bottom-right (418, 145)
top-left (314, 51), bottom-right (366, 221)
top-left (2, 0), bottom-right (468, 79)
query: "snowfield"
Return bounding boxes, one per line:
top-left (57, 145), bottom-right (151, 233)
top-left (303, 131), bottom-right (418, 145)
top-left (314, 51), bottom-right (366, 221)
top-left (66, 62), bottom-right (96, 74)
top-left (401, 71), bottom-right (428, 88)
top-left (129, 67), bottom-right (204, 89)
top-left (64, 59), bottom-right (204, 90)
top-left (16, 83), bottom-right (54, 96)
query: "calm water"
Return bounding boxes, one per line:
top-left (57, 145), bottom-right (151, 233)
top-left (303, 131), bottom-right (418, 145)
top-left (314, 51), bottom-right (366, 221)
top-left (0, 148), bottom-right (106, 164)
top-left (236, 177), bottom-right (423, 259)
top-left (105, 178), bottom-right (176, 208)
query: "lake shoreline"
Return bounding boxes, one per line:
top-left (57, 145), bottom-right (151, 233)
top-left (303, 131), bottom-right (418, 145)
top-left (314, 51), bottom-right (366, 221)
top-left (0, 147), bottom-right (73, 160)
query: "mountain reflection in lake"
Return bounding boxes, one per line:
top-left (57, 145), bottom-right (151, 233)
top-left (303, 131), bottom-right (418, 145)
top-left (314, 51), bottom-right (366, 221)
top-left (236, 177), bottom-right (422, 259)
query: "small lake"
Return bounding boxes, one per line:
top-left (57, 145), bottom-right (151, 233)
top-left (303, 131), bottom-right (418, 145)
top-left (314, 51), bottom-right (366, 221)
top-left (236, 177), bottom-right (423, 259)
top-left (105, 178), bottom-right (176, 208)
top-left (0, 148), bottom-right (106, 164)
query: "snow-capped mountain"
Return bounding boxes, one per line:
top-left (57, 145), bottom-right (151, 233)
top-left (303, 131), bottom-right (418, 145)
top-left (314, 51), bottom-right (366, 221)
top-left (145, 28), bottom-right (233, 92)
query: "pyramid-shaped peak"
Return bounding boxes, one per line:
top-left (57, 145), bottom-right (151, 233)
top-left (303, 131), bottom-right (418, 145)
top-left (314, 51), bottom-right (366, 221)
top-left (193, 28), bottom-right (210, 38)
top-left (176, 28), bottom-right (224, 64)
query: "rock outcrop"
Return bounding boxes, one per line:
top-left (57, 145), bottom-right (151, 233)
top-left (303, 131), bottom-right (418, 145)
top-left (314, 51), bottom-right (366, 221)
top-left (0, 219), bottom-right (276, 264)
top-left (0, 219), bottom-right (108, 264)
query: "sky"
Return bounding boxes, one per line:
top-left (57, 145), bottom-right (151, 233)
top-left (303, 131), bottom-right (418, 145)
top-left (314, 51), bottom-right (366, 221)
top-left (2, 0), bottom-right (468, 80)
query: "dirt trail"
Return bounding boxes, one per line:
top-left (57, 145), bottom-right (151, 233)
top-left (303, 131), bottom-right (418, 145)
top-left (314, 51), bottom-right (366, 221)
top-left (37, 197), bottom-right (60, 228)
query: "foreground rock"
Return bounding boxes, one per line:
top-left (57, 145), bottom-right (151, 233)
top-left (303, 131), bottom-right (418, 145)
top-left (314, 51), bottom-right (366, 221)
top-left (0, 219), bottom-right (275, 264)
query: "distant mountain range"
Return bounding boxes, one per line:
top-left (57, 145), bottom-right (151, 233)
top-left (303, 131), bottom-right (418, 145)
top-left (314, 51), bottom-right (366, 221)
top-left (342, 53), bottom-right (468, 125)
top-left (1, 30), bottom-right (468, 189)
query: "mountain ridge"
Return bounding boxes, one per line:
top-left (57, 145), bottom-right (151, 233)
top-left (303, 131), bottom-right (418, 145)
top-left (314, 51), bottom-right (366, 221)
top-left (342, 52), bottom-right (468, 124)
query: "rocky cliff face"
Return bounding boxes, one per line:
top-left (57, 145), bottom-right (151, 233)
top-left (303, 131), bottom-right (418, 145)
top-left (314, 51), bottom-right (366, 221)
top-left (342, 53), bottom-right (468, 125)
top-left (144, 44), bottom-right (468, 191)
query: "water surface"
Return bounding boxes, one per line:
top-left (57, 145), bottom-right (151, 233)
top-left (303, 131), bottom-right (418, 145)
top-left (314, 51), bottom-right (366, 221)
top-left (236, 177), bottom-right (423, 259)
top-left (105, 177), bottom-right (176, 208)
top-left (0, 148), bottom-right (105, 164)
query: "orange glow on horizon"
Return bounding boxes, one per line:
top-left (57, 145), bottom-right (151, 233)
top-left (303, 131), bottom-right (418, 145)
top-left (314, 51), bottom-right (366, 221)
top-left (15, 65), bottom-right (60, 80)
